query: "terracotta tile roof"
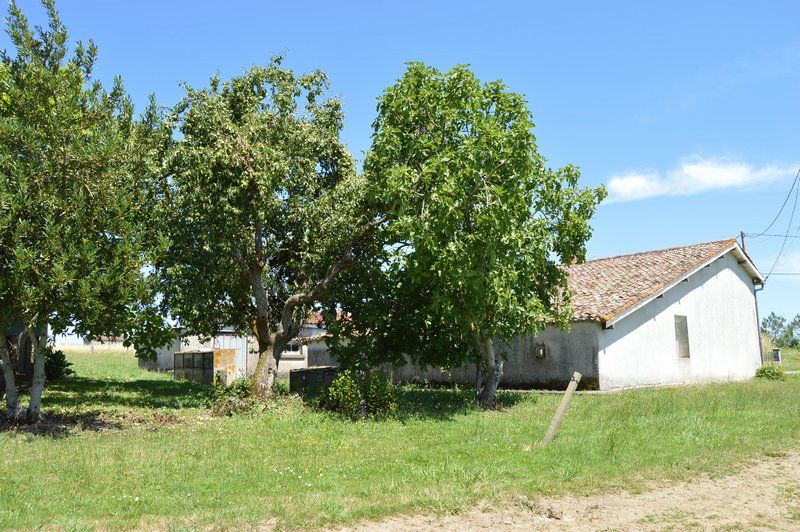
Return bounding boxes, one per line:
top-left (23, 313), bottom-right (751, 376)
top-left (304, 312), bottom-right (348, 327)
top-left (567, 238), bottom-right (739, 324)
top-left (305, 312), bottom-right (324, 326)
top-left (298, 332), bottom-right (330, 344)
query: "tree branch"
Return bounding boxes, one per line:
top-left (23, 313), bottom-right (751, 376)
top-left (279, 213), bottom-right (389, 333)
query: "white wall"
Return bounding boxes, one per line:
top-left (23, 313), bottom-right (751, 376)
top-left (598, 251), bottom-right (761, 390)
top-left (385, 322), bottom-right (601, 389)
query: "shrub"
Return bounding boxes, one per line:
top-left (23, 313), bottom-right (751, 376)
top-left (321, 369), bottom-right (397, 420)
top-left (43, 346), bottom-right (74, 380)
top-left (209, 377), bottom-right (255, 416)
top-left (755, 363), bottom-right (786, 381)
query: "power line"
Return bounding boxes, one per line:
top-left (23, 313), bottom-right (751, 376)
top-left (767, 272), bottom-right (800, 276)
top-left (764, 174), bottom-right (800, 281)
top-left (764, 177), bottom-right (800, 281)
top-left (745, 233), bottom-right (800, 239)
top-left (749, 168), bottom-right (800, 238)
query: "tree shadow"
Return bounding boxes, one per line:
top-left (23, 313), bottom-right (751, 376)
top-left (0, 410), bottom-right (124, 439)
top-left (0, 408), bottom-right (186, 439)
top-left (42, 375), bottom-right (211, 410)
top-left (393, 385), bottom-right (535, 421)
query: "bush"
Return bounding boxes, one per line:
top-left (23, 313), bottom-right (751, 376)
top-left (43, 346), bottom-right (74, 380)
top-left (755, 363), bottom-right (786, 381)
top-left (209, 377), bottom-right (255, 416)
top-left (321, 369), bottom-right (397, 420)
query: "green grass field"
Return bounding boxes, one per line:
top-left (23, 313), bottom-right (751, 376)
top-left (1, 349), bottom-right (799, 530)
top-left (780, 346), bottom-right (800, 371)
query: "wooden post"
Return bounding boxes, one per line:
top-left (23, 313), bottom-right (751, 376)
top-left (542, 371), bottom-right (581, 445)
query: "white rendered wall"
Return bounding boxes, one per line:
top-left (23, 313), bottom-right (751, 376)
top-left (598, 252), bottom-right (761, 390)
top-left (388, 322), bottom-right (600, 389)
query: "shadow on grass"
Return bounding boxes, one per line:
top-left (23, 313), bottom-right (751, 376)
top-left (392, 386), bottom-right (535, 421)
top-left (43, 375), bottom-right (211, 410)
top-left (0, 408), bottom-right (186, 439)
top-left (297, 384), bottom-right (535, 421)
top-left (0, 410), bottom-right (124, 439)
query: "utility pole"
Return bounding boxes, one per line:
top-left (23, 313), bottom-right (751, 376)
top-left (740, 230), bottom-right (747, 254)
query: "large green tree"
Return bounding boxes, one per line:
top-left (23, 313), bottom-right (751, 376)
top-left (0, 0), bottom-right (168, 420)
top-left (155, 58), bottom-right (381, 398)
top-left (326, 63), bottom-right (605, 407)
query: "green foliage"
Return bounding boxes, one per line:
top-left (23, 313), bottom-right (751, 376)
top-left (155, 56), bottom-right (356, 335)
top-left (755, 363), bottom-right (787, 381)
top-left (321, 369), bottom-right (397, 420)
top-left (43, 345), bottom-right (74, 381)
top-left (209, 377), bottom-right (256, 416)
top-left (321, 370), bottom-right (362, 418)
top-left (326, 63), bottom-right (604, 403)
top-left (0, 0), bottom-right (168, 353)
top-left (151, 56), bottom-right (377, 390)
top-left (762, 312), bottom-right (800, 348)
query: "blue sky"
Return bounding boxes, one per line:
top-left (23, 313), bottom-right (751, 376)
top-left (4, 1), bottom-right (800, 318)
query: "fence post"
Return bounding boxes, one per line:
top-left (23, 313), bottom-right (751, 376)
top-left (542, 371), bottom-right (582, 445)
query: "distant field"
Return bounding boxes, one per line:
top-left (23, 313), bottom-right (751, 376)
top-left (1, 348), bottom-right (799, 530)
top-left (779, 347), bottom-right (800, 371)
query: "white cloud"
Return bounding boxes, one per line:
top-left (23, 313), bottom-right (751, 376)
top-left (605, 156), bottom-right (798, 203)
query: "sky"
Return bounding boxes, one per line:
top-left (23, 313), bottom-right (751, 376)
top-left (3, 0), bottom-right (800, 318)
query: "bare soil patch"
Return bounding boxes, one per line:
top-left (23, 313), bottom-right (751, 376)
top-left (347, 448), bottom-right (800, 531)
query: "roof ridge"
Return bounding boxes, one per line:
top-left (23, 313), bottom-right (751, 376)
top-left (579, 237), bottom-right (738, 265)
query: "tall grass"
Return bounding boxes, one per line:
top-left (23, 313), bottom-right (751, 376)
top-left (1, 350), bottom-right (799, 529)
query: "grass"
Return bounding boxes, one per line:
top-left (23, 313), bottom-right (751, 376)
top-left (779, 346), bottom-right (800, 371)
top-left (1, 349), bottom-right (800, 530)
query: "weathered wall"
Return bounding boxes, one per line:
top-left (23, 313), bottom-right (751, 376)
top-left (307, 340), bottom-right (337, 367)
top-left (144, 332), bottom-right (182, 372)
top-left (598, 251), bottom-right (761, 390)
top-left (385, 322), bottom-right (601, 389)
top-left (145, 325), bottom-right (323, 378)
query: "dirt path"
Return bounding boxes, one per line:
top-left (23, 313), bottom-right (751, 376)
top-left (348, 449), bottom-right (800, 531)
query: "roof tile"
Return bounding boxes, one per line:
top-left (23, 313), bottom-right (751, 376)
top-left (567, 238), bottom-right (738, 323)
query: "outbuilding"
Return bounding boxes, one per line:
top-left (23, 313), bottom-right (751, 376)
top-left (142, 237), bottom-right (766, 391)
top-left (388, 237), bottom-right (765, 390)
top-left (143, 315), bottom-right (329, 378)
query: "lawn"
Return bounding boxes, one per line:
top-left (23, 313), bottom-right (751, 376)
top-left (1, 349), bottom-right (800, 530)
top-left (780, 346), bottom-right (800, 371)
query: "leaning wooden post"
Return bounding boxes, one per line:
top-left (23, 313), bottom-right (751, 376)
top-left (542, 371), bottom-right (581, 445)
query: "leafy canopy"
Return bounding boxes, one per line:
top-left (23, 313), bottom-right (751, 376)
top-left (156, 57), bottom-right (365, 341)
top-left (0, 0), bottom-right (167, 355)
top-left (326, 63), bottom-right (605, 370)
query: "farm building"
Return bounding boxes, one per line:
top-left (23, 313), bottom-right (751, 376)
top-left (384, 237), bottom-right (765, 390)
top-left (142, 315), bottom-right (328, 379)
top-left (142, 237), bottom-right (765, 391)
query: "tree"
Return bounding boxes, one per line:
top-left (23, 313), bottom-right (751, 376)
top-left (0, 0), bottom-right (168, 420)
top-left (762, 312), bottom-right (800, 348)
top-left (762, 312), bottom-right (786, 343)
top-left (326, 63), bottom-right (605, 407)
top-left (154, 58), bottom-right (381, 399)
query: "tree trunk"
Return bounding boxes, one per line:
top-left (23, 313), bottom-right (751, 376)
top-left (10, 330), bottom-right (32, 376)
top-left (0, 334), bottom-right (19, 419)
top-left (252, 335), bottom-right (285, 400)
top-left (251, 324), bottom-right (299, 400)
top-left (472, 331), bottom-right (503, 408)
top-left (26, 327), bottom-right (46, 421)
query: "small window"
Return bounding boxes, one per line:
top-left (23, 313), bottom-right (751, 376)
top-left (674, 315), bottom-right (690, 358)
top-left (286, 343), bottom-right (300, 353)
top-left (533, 343), bottom-right (546, 359)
